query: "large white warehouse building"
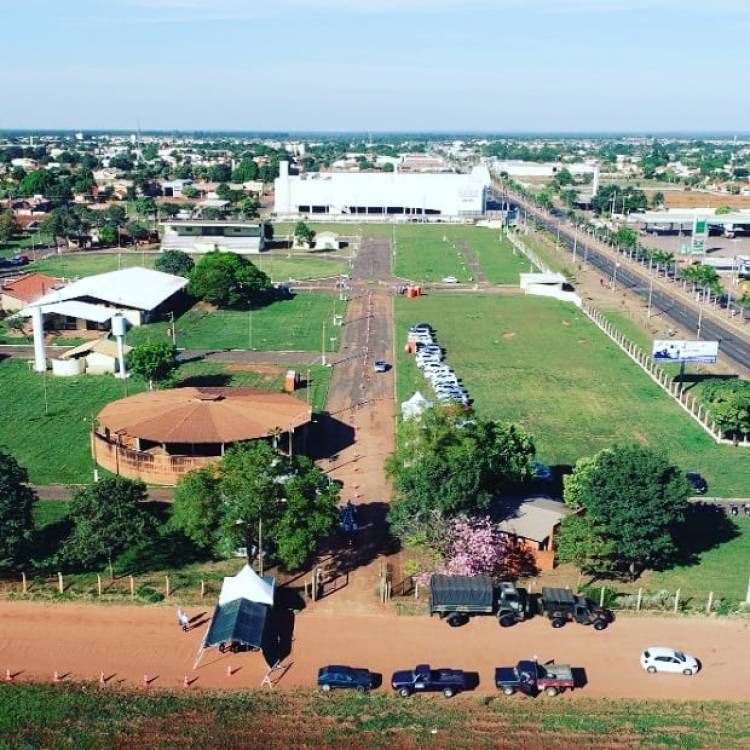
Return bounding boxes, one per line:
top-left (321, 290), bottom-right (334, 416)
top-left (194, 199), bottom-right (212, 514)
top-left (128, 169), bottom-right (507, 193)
top-left (274, 161), bottom-right (490, 218)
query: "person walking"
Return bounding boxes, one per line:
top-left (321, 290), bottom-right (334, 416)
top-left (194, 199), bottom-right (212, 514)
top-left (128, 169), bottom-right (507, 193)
top-left (177, 607), bottom-right (190, 632)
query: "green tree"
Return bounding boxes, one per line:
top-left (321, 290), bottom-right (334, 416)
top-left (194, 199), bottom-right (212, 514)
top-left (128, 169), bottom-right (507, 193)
top-left (707, 389), bottom-right (750, 444)
top-left (238, 197), bottom-right (260, 219)
top-left (386, 407), bottom-right (535, 539)
top-left (651, 191), bottom-right (665, 208)
top-left (134, 197), bottom-right (158, 224)
top-left (155, 249), bottom-right (195, 277)
top-left (188, 250), bottom-right (272, 309)
top-left (613, 226), bottom-right (638, 250)
top-left (293, 221), bottom-right (315, 247)
top-left (97, 225), bottom-right (117, 246)
top-left (555, 514), bottom-right (617, 577)
top-left (564, 444), bottom-right (691, 578)
top-left (0, 210), bottom-right (19, 244)
top-left (159, 202), bottom-right (181, 218)
top-left (128, 342), bottom-right (178, 389)
top-left (171, 467), bottom-right (222, 550)
top-left (208, 164), bottom-right (232, 183)
top-left (0, 451), bottom-right (36, 570)
top-left (182, 185), bottom-right (199, 199)
top-left (214, 443), bottom-right (339, 569)
top-left (104, 204), bottom-right (127, 227)
top-left (232, 157), bottom-right (259, 183)
top-left (61, 477), bottom-right (153, 572)
top-left (715, 205), bottom-right (733, 216)
top-left (216, 183), bottom-right (232, 201)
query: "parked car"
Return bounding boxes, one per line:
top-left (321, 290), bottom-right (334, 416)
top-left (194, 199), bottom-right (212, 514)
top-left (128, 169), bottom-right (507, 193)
top-left (686, 471), bottom-right (707, 494)
top-left (442, 276), bottom-right (459, 284)
top-left (531, 461), bottom-right (553, 482)
top-left (0, 254), bottom-right (30, 269)
top-left (640, 647), bottom-right (700, 676)
top-left (318, 665), bottom-right (374, 692)
top-left (373, 360), bottom-right (388, 373)
top-left (391, 664), bottom-right (466, 698)
top-left (410, 323), bottom-right (433, 334)
top-left (495, 659), bottom-right (575, 697)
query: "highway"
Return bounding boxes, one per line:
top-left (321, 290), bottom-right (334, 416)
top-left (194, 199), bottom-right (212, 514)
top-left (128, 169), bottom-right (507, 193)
top-left (502, 193), bottom-right (750, 373)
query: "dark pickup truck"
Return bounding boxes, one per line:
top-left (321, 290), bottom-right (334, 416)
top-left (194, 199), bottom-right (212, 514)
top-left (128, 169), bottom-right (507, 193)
top-left (540, 587), bottom-right (610, 630)
top-left (495, 660), bottom-right (575, 697)
top-left (391, 664), bottom-right (466, 698)
top-left (429, 575), bottom-right (530, 628)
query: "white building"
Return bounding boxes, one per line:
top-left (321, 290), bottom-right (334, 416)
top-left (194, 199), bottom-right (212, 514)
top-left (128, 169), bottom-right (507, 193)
top-left (161, 220), bottom-right (265, 254)
top-left (274, 161), bottom-right (490, 219)
top-left (492, 160), bottom-right (597, 178)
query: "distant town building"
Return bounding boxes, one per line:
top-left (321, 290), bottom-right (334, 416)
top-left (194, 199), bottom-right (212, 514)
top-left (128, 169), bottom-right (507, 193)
top-left (160, 220), bottom-right (265, 254)
top-left (274, 161), bottom-right (490, 218)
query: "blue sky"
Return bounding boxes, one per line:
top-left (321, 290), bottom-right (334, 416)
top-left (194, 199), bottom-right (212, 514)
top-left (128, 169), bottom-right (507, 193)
top-left (1, 0), bottom-right (748, 132)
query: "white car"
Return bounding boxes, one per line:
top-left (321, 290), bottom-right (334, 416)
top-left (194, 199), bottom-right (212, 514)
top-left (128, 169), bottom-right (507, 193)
top-left (442, 276), bottom-right (459, 284)
top-left (640, 647), bottom-right (700, 676)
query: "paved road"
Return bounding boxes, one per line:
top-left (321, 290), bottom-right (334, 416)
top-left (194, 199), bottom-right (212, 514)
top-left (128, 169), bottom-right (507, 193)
top-left (504, 193), bottom-right (750, 372)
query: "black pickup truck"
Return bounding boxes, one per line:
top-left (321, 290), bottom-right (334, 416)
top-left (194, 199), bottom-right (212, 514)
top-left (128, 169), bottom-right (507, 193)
top-left (495, 659), bottom-right (575, 697)
top-left (391, 664), bottom-right (466, 698)
top-left (429, 575), bottom-right (530, 627)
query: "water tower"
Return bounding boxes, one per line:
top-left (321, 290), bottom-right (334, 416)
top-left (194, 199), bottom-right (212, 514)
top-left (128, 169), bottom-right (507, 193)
top-left (111, 314), bottom-right (128, 378)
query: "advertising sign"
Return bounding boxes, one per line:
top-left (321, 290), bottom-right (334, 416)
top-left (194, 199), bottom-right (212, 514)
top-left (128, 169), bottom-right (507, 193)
top-left (652, 340), bottom-right (718, 364)
top-left (691, 216), bottom-right (708, 256)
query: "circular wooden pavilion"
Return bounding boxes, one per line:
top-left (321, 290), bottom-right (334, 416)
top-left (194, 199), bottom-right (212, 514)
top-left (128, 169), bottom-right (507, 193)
top-left (92, 386), bottom-right (311, 485)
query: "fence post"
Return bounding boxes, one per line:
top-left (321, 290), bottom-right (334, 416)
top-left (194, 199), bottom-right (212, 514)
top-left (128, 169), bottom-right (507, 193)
top-left (414, 581), bottom-right (420, 600)
top-left (636, 587), bottom-right (642, 612)
top-left (200, 579), bottom-right (205, 599)
top-left (165, 575), bottom-right (170, 598)
top-left (57, 572), bottom-right (64, 594)
top-left (673, 588), bottom-right (681, 614)
top-left (706, 591), bottom-right (714, 615)
top-left (599, 587), bottom-right (606, 608)
top-left (21, 571), bottom-right (27, 595)
top-left (129, 575), bottom-right (135, 598)
top-left (97, 574), bottom-right (102, 597)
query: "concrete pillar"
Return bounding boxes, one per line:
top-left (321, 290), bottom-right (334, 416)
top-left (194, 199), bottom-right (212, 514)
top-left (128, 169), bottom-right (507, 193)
top-left (31, 306), bottom-right (46, 372)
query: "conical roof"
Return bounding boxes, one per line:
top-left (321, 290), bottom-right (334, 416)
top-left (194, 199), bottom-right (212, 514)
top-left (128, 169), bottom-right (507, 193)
top-left (97, 387), bottom-right (311, 444)
top-left (219, 564), bottom-right (275, 606)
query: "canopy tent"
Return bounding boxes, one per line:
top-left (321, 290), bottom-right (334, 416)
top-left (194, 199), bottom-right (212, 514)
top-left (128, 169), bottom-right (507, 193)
top-left (219, 564), bottom-right (275, 606)
top-left (204, 598), bottom-right (269, 652)
top-left (401, 391), bottom-right (433, 421)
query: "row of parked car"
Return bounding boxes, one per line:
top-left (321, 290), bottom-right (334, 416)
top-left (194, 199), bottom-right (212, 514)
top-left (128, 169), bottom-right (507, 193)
top-left (408, 323), bottom-right (469, 406)
top-left (318, 646), bottom-right (701, 698)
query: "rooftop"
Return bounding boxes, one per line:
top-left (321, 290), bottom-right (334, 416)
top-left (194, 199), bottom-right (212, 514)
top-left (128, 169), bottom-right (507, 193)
top-left (97, 386), bottom-right (312, 444)
top-left (1, 273), bottom-right (63, 303)
top-left (496, 497), bottom-right (573, 543)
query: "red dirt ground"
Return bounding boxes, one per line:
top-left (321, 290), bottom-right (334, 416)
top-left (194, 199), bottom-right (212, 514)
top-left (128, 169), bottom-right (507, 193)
top-left (1, 602), bottom-right (748, 700)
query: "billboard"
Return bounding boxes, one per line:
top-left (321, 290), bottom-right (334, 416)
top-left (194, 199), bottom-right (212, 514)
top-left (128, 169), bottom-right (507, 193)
top-left (691, 216), bottom-right (708, 256)
top-left (652, 340), bottom-right (718, 364)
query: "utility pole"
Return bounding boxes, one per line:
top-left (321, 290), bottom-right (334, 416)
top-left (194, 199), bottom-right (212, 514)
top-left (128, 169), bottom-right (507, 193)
top-left (168, 311), bottom-right (176, 346)
top-left (248, 304), bottom-right (253, 350)
top-left (258, 516), bottom-right (263, 577)
top-left (321, 320), bottom-right (327, 366)
top-left (697, 307), bottom-right (703, 339)
top-left (572, 234), bottom-right (578, 263)
top-left (647, 277), bottom-right (654, 319)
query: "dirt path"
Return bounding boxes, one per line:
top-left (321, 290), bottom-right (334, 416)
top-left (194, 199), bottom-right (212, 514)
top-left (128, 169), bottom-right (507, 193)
top-left (311, 236), bottom-right (397, 614)
top-left (457, 239), bottom-right (487, 285)
top-left (1, 601), bottom-right (748, 700)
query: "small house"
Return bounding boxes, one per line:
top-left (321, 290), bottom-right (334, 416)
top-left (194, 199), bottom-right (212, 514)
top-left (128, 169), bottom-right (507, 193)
top-left (313, 231), bottom-right (341, 251)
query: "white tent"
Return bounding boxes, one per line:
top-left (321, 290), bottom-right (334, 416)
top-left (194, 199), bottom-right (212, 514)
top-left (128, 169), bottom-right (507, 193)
top-left (401, 391), bottom-right (433, 421)
top-left (219, 564), bottom-right (275, 606)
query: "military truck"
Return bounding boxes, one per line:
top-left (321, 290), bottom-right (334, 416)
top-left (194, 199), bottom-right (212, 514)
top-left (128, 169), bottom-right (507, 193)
top-left (539, 587), bottom-right (610, 630)
top-left (429, 575), bottom-right (530, 628)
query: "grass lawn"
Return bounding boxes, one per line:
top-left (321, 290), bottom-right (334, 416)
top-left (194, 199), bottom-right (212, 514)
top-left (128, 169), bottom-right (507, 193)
top-left (395, 294), bottom-right (750, 496)
top-left (393, 225), bottom-right (529, 284)
top-left (31, 252), bottom-right (157, 278)
top-left (128, 295), bottom-right (345, 352)
top-left (0, 230), bottom-right (55, 258)
top-left (0, 358), bottom-right (146, 485)
top-left (0, 356), bottom-right (332, 485)
top-left (30, 252), bottom-right (345, 282)
top-left (1, 684), bottom-right (748, 750)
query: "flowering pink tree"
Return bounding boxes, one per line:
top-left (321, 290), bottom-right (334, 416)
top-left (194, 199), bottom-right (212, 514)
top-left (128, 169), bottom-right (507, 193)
top-left (443, 516), bottom-right (507, 578)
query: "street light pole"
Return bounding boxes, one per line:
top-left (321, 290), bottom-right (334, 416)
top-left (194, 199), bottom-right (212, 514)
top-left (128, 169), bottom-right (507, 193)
top-left (697, 307), bottom-right (703, 339)
top-left (321, 320), bottom-right (327, 366)
top-left (647, 277), bottom-right (654, 319)
top-left (611, 263), bottom-right (620, 291)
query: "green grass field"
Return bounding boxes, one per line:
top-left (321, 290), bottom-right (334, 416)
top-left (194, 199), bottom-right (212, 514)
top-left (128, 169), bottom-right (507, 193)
top-left (0, 684), bottom-right (747, 750)
top-left (30, 252), bottom-right (345, 282)
top-left (0, 357), bottom-right (332, 484)
top-left (128, 295), bottom-right (345, 352)
top-left (393, 225), bottom-right (528, 284)
top-left (395, 294), bottom-right (750, 496)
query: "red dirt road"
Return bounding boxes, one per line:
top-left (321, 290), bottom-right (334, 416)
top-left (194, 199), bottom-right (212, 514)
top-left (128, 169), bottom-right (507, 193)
top-left (1, 602), bottom-right (749, 700)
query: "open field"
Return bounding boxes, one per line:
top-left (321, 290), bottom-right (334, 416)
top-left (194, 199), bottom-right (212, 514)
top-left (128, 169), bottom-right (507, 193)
top-left (393, 225), bottom-right (529, 284)
top-left (395, 294), bottom-right (750, 496)
top-left (0, 358), bottom-right (330, 484)
top-left (128, 295), bottom-right (345, 352)
top-left (28, 252), bottom-right (346, 281)
top-left (1, 682), bottom-right (748, 750)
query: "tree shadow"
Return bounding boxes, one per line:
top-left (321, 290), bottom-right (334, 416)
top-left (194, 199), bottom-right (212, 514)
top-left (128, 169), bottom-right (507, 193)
top-left (115, 528), bottom-right (211, 575)
top-left (653, 503), bottom-right (741, 571)
top-left (30, 514), bottom-right (73, 571)
top-left (176, 372), bottom-right (233, 388)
